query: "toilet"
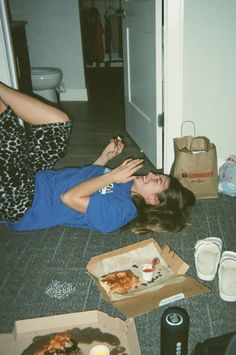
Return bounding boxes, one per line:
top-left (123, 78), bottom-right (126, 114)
top-left (31, 67), bottom-right (63, 103)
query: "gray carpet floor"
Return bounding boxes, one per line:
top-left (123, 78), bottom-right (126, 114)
top-left (0, 194), bottom-right (236, 355)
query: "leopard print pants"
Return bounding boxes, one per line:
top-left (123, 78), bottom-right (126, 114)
top-left (0, 107), bottom-right (72, 221)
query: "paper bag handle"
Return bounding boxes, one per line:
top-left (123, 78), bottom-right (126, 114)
top-left (181, 120), bottom-right (196, 137)
top-left (190, 136), bottom-right (211, 152)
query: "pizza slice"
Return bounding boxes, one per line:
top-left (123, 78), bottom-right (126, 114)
top-left (100, 270), bottom-right (140, 294)
top-left (35, 331), bottom-right (83, 355)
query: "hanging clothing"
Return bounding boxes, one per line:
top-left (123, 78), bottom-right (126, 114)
top-left (94, 14), bottom-right (104, 62)
top-left (80, 6), bottom-right (104, 65)
top-left (116, 8), bottom-right (123, 58)
top-left (104, 7), bottom-right (123, 59)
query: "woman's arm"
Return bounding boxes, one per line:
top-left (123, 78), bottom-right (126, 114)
top-left (60, 158), bottom-right (143, 213)
top-left (93, 137), bottom-right (124, 166)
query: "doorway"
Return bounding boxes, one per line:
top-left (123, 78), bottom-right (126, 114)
top-left (78, 0), bottom-right (125, 102)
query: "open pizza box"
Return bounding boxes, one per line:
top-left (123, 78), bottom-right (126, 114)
top-left (0, 310), bottom-right (141, 355)
top-left (87, 238), bottom-right (210, 318)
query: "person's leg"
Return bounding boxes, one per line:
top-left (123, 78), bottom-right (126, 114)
top-left (0, 82), bottom-right (69, 125)
top-left (28, 121), bottom-right (72, 171)
top-left (0, 94), bottom-right (7, 114)
top-left (0, 98), bottom-right (35, 221)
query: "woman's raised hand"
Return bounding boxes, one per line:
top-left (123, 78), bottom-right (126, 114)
top-left (94, 136), bottom-right (125, 166)
top-left (110, 158), bottom-right (143, 183)
top-left (102, 137), bottom-right (124, 161)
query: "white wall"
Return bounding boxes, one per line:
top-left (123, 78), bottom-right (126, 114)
top-left (9, 0), bottom-right (87, 101)
top-left (182, 0), bottom-right (236, 166)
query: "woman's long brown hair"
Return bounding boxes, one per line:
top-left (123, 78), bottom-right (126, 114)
top-left (123, 176), bottom-right (196, 234)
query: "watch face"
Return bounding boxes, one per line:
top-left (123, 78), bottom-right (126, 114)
top-left (166, 312), bottom-right (183, 326)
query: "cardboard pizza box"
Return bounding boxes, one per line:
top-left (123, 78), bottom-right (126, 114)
top-left (0, 310), bottom-right (141, 355)
top-left (87, 238), bottom-right (210, 318)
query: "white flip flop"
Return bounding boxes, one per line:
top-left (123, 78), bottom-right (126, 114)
top-left (219, 251), bottom-right (236, 302)
top-left (194, 237), bottom-right (222, 281)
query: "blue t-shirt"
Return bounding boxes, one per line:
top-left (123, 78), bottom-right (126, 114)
top-left (6, 165), bottom-right (137, 233)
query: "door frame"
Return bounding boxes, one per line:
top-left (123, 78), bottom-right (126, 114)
top-left (163, 0), bottom-right (184, 173)
top-left (0, 0), bottom-right (18, 87)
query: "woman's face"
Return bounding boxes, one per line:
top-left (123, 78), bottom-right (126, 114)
top-left (132, 172), bottom-right (170, 205)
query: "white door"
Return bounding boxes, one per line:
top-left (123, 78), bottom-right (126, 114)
top-left (123, 0), bottom-right (163, 169)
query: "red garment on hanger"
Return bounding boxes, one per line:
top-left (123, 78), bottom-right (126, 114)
top-left (94, 18), bottom-right (104, 62)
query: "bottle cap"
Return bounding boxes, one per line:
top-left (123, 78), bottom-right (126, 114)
top-left (166, 312), bottom-right (183, 326)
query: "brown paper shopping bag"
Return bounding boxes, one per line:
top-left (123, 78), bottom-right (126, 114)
top-left (171, 121), bottom-right (218, 199)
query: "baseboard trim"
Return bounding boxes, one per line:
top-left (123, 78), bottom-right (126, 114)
top-left (60, 88), bottom-right (88, 101)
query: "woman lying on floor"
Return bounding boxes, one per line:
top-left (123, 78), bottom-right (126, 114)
top-left (0, 82), bottom-right (195, 233)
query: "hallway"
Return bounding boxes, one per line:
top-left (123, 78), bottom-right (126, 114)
top-left (57, 67), bottom-right (155, 174)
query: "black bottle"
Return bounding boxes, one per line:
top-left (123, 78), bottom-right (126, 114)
top-left (160, 306), bottom-right (190, 355)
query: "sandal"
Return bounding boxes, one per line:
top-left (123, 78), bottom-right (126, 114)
top-left (219, 251), bottom-right (236, 302)
top-left (194, 237), bottom-right (222, 281)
